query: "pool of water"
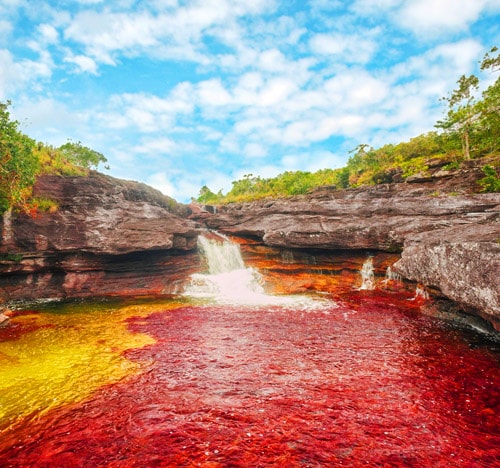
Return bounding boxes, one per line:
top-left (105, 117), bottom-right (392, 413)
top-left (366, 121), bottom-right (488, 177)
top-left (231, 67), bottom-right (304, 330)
top-left (0, 291), bottom-right (498, 467)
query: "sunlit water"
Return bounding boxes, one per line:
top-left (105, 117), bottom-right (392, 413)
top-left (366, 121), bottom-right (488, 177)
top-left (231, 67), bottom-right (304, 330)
top-left (184, 234), bottom-right (328, 309)
top-left (0, 236), bottom-right (498, 466)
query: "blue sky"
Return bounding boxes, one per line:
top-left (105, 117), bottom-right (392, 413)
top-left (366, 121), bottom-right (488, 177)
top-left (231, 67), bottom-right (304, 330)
top-left (1, 0), bottom-right (499, 202)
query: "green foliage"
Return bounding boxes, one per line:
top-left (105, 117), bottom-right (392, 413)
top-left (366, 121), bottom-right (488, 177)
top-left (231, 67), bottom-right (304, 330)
top-left (30, 197), bottom-right (59, 213)
top-left (196, 185), bottom-right (222, 204)
top-left (436, 47), bottom-right (500, 159)
top-left (58, 141), bottom-right (108, 170)
top-left (478, 165), bottom-right (500, 192)
top-left (35, 143), bottom-right (87, 176)
top-left (0, 100), bottom-right (110, 214)
top-left (0, 253), bottom-right (23, 263)
top-left (0, 101), bottom-right (38, 212)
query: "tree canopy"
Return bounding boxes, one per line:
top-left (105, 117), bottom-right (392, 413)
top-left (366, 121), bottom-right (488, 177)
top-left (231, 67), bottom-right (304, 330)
top-left (0, 101), bottom-right (38, 212)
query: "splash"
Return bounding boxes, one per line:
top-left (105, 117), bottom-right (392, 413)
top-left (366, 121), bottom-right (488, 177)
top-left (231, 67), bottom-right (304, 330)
top-left (184, 234), bottom-right (327, 308)
top-left (414, 284), bottom-right (430, 300)
top-left (359, 257), bottom-right (375, 290)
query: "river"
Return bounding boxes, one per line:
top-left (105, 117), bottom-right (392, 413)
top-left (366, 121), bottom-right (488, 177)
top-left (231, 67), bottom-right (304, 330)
top-left (0, 236), bottom-right (498, 466)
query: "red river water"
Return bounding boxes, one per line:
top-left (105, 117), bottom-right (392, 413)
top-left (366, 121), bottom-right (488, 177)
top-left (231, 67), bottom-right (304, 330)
top-left (0, 290), bottom-right (498, 467)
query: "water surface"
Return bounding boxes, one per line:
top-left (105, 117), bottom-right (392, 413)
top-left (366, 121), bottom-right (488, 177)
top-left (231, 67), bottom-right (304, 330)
top-left (0, 292), bottom-right (498, 467)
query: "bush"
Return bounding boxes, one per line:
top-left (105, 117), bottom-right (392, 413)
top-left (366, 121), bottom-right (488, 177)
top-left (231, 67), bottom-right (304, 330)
top-left (478, 165), bottom-right (500, 192)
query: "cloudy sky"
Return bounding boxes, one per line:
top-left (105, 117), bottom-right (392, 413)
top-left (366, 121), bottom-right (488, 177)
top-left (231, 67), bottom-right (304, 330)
top-left (2, 0), bottom-right (499, 201)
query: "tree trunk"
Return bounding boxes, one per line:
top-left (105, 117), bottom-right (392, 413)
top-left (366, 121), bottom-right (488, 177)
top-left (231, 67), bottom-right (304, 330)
top-left (1, 207), bottom-right (14, 249)
top-left (463, 127), bottom-right (470, 159)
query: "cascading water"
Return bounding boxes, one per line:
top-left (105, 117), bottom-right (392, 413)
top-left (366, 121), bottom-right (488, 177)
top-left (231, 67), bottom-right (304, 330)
top-left (384, 265), bottom-right (402, 283)
top-left (184, 233), bottom-right (265, 304)
top-left (359, 257), bottom-right (375, 290)
top-left (197, 234), bottom-right (246, 274)
top-left (1, 241), bottom-right (499, 466)
top-left (184, 233), bottom-right (325, 308)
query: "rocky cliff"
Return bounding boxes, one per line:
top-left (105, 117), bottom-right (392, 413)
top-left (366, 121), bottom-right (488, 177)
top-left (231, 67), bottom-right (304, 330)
top-left (194, 168), bottom-right (500, 331)
top-left (1, 168), bottom-right (499, 332)
top-left (0, 173), bottom-right (201, 301)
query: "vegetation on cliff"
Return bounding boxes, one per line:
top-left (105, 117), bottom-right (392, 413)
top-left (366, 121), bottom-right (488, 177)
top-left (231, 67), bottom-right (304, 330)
top-left (196, 47), bottom-right (500, 204)
top-left (0, 101), bottom-right (107, 215)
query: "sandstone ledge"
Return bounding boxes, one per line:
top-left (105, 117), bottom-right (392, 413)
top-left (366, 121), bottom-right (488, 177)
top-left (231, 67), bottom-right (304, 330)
top-left (194, 174), bottom-right (500, 330)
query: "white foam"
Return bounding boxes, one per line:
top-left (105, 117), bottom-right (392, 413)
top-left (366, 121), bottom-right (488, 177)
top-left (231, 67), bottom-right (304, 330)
top-left (183, 234), bottom-right (333, 310)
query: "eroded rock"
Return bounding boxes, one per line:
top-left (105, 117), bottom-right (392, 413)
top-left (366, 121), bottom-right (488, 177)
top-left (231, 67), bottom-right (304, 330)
top-left (0, 173), bottom-right (201, 301)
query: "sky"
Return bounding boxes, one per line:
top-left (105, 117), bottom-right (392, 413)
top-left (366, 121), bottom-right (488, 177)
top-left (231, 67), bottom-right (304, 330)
top-left (1, 0), bottom-right (499, 202)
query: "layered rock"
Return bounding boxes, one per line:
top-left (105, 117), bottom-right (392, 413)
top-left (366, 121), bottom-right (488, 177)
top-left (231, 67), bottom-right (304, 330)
top-left (0, 173), bottom-right (200, 301)
top-left (193, 170), bottom-right (500, 330)
top-left (1, 167), bottom-right (498, 332)
top-left (395, 224), bottom-right (500, 330)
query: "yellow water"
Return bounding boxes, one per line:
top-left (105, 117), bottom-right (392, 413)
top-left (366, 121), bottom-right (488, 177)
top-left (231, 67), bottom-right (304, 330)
top-left (0, 299), bottom-right (182, 433)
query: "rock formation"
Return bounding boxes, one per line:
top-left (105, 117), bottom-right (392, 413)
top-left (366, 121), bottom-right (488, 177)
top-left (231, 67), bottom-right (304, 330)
top-left (193, 168), bottom-right (500, 331)
top-left (0, 166), bottom-right (498, 332)
top-left (0, 173), bottom-right (201, 301)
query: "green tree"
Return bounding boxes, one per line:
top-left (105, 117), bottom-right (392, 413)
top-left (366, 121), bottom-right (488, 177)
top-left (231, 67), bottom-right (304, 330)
top-left (58, 140), bottom-right (108, 170)
top-left (436, 74), bottom-right (480, 159)
top-left (476, 47), bottom-right (500, 155)
top-left (196, 185), bottom-right (221, 204)
top-left (477, 165), bottom-right (500, 192)
top-left (0, 101), bottom-right (38, 212)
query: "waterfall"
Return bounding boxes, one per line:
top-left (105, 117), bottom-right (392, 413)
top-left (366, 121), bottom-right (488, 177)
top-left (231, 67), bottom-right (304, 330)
top-left (359, 257), bottom-right (375, 290)
top-left (414, 284), bottom-right (429, 300)
top-left (184, 233), bottom-right (266, 304)
top-left (383, 266), bottom-right (402, 283)
top-left (183, 233), bottom-right (330, 308)
top-left (198, 234), bottom-right (245, 274)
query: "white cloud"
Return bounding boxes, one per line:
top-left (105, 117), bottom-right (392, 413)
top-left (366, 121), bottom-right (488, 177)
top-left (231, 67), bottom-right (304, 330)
top-left (351, 0), bottom-right (403, 14)
top-left (309, 33), bottom-right (377, 64)
top-left (398, 0), bottom-right (488, 35)
top-left (11, 98), bottom-right (86, 144)
top-left (64, 54), bottom-right (98, 74)
top-left (64, 11), bottom-right (158, 65)
top-left (323, 69), bottom-right (388, 107)
top-left (243, 142), bottom-right (267, 158)
top-left (133, 137), bottom-right (178, 155)
top-left (258, 77), bottom-right (298, 106)
top-left (147, 172), bottom-right (175, 197)
top-left (0, 49), bottom-right (52, 99)
top-left (282, 150), bottom-right (346, 172)
top-left (98, 87), bottom-right (195, 132)
top-left (38, 23), bottom-right (59, 44)
top-left (390, 39), bottom-right (484, 87)
top-left (196, 79), bottom-right (232, 106)
top-left (62, 0), bottom-right (277, 69)
top-left (0, 20), bottom-right (13, 45)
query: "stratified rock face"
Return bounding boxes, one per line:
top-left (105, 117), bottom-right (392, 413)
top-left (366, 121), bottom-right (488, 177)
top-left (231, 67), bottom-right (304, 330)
top-left (8, 173), bottom-right (199, 255)
top-left (0, 173), bottom-right (201, 301)
top-left (200, 182), bottom-right (499, 252)
top-left (193, 172), bottom-right (500, 329)
top-left (394, 225), bottom-right (500, 331)
top-left (233, 237), bottom-right (406, 296)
